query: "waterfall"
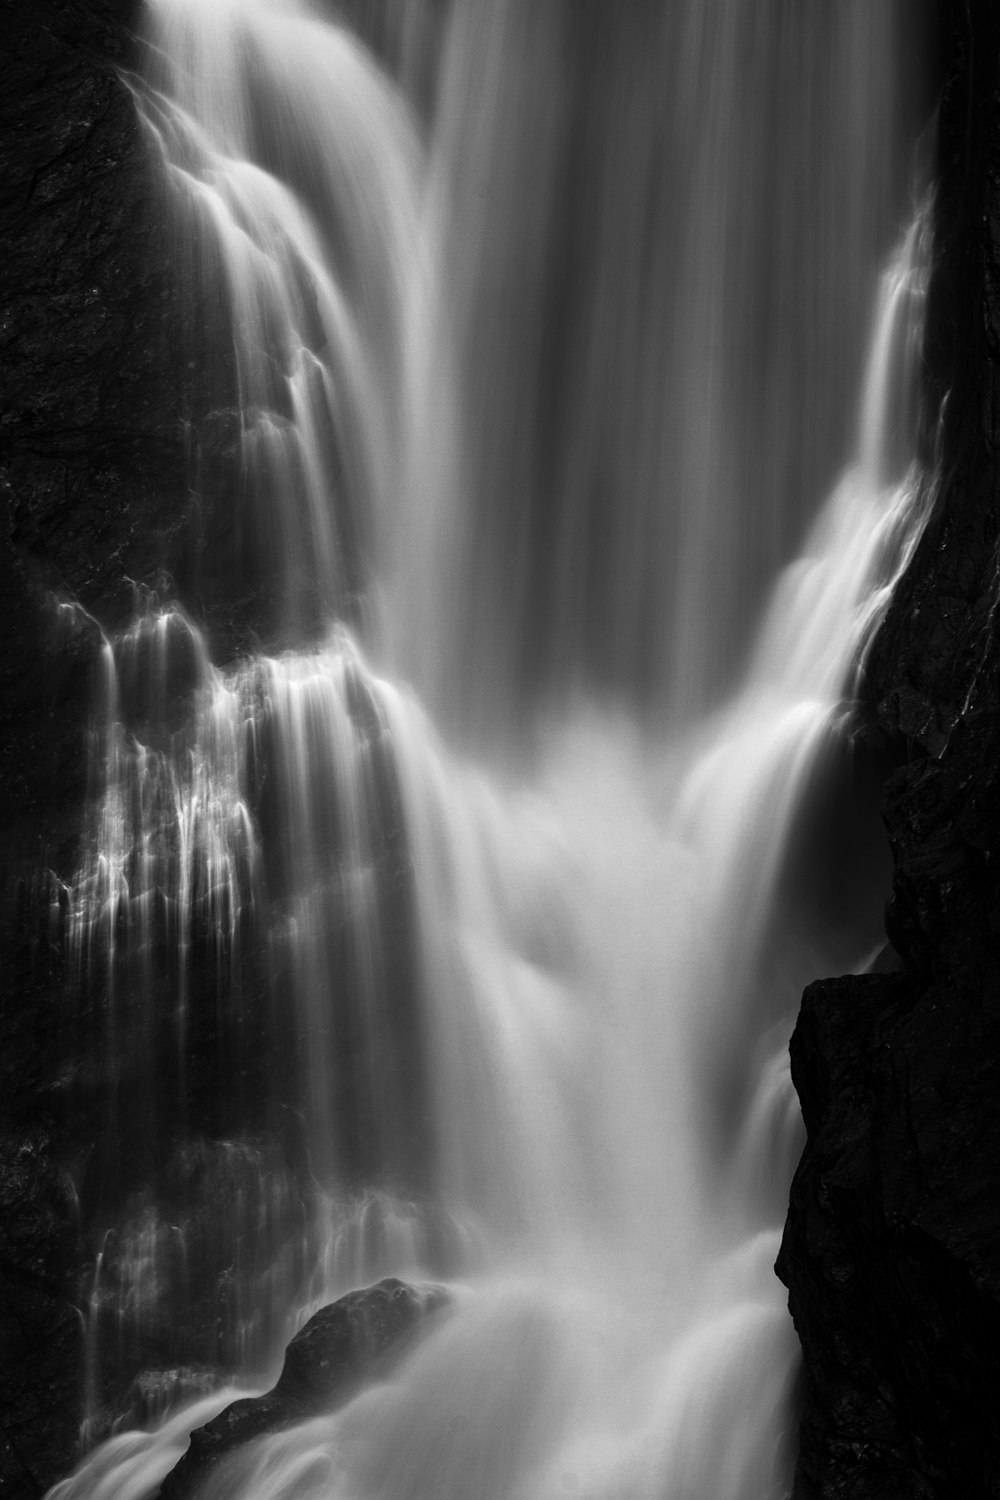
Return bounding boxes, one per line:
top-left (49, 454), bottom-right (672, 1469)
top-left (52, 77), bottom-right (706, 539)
top-left (49, 2), bottom-right (934, 1497)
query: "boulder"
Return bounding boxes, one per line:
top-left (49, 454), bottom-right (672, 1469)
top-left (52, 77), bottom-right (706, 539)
top-left (159, 1278), bottom-right (451, 1499)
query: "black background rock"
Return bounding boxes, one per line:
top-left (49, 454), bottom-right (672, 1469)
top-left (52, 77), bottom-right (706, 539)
top-left (778, 2), bottom-right (1000, 1495)
top-left (1, 4), bottom-right (181, 1491)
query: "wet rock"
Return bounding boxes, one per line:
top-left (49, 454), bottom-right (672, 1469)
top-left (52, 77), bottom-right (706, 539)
top-left (114, 1367), bottom-right (224, 1435)
top-left (0, 1128), bottom-right (85, 1500)
top-left (0, 0), bottom-right (225, 1487)
top-left (779, 2), bottom-right (1000, 1494)
top-left (778, 969), bottom-right (1000, 1498)
top-left (159, 1278), bottom-right (451, 1500)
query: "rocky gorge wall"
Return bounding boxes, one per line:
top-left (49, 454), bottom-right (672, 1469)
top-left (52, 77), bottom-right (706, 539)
top-left (0, 6), bottom-right (420, 1489)
top-left (777, 2), bottom-right (1000, 1495)
top-left (2, 1), bottom-right (999, 1496)
top-left (1, 3), bottom-right (196, 1490)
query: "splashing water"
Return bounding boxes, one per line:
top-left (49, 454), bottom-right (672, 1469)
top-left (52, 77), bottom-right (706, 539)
top-left (52, 2), bottom-right (935, 1497)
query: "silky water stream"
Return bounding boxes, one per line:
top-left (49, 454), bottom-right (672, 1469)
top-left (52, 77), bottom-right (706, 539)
top-left (50, 3), bottom-right (935, 1497)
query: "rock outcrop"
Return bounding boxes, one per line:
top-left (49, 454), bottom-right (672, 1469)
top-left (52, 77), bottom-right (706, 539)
top-left (1, 8), bottom-right (433, 1483)
top-left (159, 1278), bottom-right (451, 1500)
top-left (778, 3), bottom-right (1000, 1494)
top-left (0, 4), bottom-right (192, 1491)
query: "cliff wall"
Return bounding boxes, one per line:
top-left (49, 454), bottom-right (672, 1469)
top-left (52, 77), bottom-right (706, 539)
top-left (778, 5), bottom-right (1000, 1495)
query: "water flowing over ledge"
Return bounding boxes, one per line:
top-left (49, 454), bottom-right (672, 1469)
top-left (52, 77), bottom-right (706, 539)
top-left (45, 3), bottom-right (936, 1497)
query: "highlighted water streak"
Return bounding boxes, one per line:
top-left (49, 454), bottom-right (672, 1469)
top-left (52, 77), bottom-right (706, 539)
top-left (135, 0), bottom-right (423, 633)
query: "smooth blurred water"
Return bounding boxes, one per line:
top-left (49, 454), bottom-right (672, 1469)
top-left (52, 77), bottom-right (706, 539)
top-left (390, 0), bottom-right (916, 737)
top-left (53, 2), bottom-right (934, 1497)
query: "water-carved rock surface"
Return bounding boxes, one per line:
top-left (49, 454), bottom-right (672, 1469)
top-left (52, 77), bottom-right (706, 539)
top-left (159, 1279), bottom-right (452, 1500)
top-left (1, 4), bottom-right (181, 1491)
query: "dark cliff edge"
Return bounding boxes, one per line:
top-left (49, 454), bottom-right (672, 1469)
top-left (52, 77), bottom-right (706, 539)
top-left (777, 3), bottom-right (1000, 1496)
top-left (0, 3), bottom-right (195, 1491)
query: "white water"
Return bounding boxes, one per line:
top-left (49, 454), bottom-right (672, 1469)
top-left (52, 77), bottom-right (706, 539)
top-left (53, 3), bottom-right (933, 1497)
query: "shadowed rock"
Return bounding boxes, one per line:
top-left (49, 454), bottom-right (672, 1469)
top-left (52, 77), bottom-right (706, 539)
top-left (159, 1278), bottom-right (451, 1499)
top-left (778, 4), bottom-right (1000, 1494)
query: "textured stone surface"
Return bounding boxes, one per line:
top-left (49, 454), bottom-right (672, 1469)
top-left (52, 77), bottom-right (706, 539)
top-left (0, 1127), bottom-right (85, 1499)
top-left (1, 4), bottom-right (190, 619)
top-left (0, 12), bottom-right (428, 1466)
top-left (0, 4), bottom-right (193, 1491)
top-left (778, 2), bottom-right (1000, 1495)
top-left (159, 1278), bottom-right (451, 1500)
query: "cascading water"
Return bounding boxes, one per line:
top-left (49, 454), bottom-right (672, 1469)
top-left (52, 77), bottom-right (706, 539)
top-left (48, 2), bottom-right (936, 1497)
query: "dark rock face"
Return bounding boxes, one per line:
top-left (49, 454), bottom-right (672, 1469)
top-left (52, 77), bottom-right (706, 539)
top-left (0, 4), bottom-right (203, 1492)
top-left (1, 9), bottom-right (435, 1487)
top-left (2, 4), bottom-right (193, 626)
top-left (0, 1126), bottom-right (85, 1499)
top-left (778, 3), bottom-right (1000, 1495)
top-left (159, 1278), bottom-right (451, 1500)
